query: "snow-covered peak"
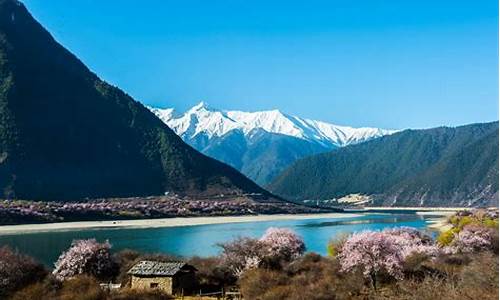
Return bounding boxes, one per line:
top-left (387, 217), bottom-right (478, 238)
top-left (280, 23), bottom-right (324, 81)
top-left (189, 101), bottom-right (212, 112)
top-left (149, 102), bottom-right (397, 147)
top-left (150, 107), bottom-right (176, 122)
top-left (226, 109), bottom-right (302, 137)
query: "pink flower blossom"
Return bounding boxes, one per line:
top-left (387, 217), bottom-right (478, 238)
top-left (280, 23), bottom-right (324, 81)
top-left (53, 239), bottom-right (116, 281)
top-left (219, 237), bottom-right (264, 278)
top-left (219, 228), bottom-right (305, 278)
top-left (384, 227), bottom-right (439, 258)
top-left (451, 225), bottom-right (494, 253)
top-left (338, 231), bottom-right (405, 281)
top-left (259, 227), bottom-right (306, 262)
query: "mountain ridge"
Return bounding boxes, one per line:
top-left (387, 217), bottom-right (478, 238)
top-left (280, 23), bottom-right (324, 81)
top-left (0, 0), bottom-right (275, 201)
top-left (150, 102), bottom-right (396, 184)
top-left (268, 121), bottom-right (499, 207)
top-left (150, 102), bottom-right (396, 147)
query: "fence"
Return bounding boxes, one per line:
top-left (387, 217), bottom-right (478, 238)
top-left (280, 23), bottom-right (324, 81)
top-left (176, 288), bottom-right (242, 300)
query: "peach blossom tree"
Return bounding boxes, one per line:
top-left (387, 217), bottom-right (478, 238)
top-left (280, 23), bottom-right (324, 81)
top-left (259, 227), bottom-right (306, 264)
top-left (450, 224), bottom-right (495, 253)
top-left (219, 228), bottom-right (306, 278)
top-left (338, 230), bottom-right (404, 289)
top-left (53, 239), bottom-right (117, 281)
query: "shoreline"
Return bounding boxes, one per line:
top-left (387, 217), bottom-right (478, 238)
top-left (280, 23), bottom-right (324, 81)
top-left (0, 207), bottom-right (464, 235)
top-left (418, 211), bottom-right (456, 232)
top-left (425, 214), bottom-right (454, 232)
top-left (426, 218), bottom-right (453, 232)
top-left (0, 212), bottom-right (362, 235)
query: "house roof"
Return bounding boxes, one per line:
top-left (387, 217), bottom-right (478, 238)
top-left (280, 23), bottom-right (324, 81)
top-left (127, 260), bottom-right (194, 276)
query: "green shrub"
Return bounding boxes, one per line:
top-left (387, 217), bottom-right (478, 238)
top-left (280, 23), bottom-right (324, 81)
top-left (437, 228), bottom-right (458, 246)
top-left (448, 215), bottom-right (460, 226)
top-left (326, 241), bottom-right (337, 257)
top-left (457, 216), bottom-right (477, 229)
top-left (483, 218), bottom-right (499, 228)
top-left (326, 234), bottom-right (347, 257)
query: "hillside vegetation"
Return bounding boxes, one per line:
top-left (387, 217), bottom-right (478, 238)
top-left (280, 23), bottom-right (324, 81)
top-left (0, 0), bottom-right (271, 201)
top-left (269, 122), bottom-right (499, 207)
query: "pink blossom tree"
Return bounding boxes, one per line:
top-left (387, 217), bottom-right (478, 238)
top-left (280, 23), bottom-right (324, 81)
top-left (337, 227), bottom-right (447, 289)
top-left (219, 228), bottom-right (306, 278)
top-left (338, 231), bottom-right (404, 289)
top-left (259, 227), bottom-right (306, 264)
top-left (53, 239), bottom-right (117, 281)
top-left (384, 227), bottom-right (439, 259)
top-left (218, 237), bottom-right (265, 278)
top-left (450, 224), bottom-right (494, 253)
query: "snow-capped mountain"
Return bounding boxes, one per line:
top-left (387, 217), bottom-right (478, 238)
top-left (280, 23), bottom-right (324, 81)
top-left (151, 102), bottom-right (395, 147)
top-left (150, 102), bottom-right (397, 185)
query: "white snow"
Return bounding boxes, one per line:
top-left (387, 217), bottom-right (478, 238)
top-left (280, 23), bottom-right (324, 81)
top-left (149, 101), bottom-right (397, 147)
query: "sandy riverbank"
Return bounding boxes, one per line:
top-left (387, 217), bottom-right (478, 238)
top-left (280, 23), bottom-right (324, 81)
top-left (0, 212), bottom-right (362, 235)
top-left (426, 218), bottom-right (453, 232)
top-left (416, 211), bottom-right (457, 232)
top-left (0, 207), bottom-right (464, 235)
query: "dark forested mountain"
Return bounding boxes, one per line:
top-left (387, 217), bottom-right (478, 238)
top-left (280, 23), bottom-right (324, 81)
top-left (0, 0), bottom-right (272, 201)
top-left (268, 122), bottom-right (499, 207)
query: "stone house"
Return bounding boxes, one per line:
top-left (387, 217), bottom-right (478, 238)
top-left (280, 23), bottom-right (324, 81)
top-left (127, 260), bottom-right (197, 295)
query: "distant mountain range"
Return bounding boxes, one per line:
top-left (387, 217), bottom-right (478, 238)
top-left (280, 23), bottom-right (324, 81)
top-left (0, 0), bottom-right (274, 201)
top-left (0, 0), bottom-right (495, 209)
top-left (150, 102), bottom-right (396, 184)
top-left (268, 122), bottom-right (499, 207)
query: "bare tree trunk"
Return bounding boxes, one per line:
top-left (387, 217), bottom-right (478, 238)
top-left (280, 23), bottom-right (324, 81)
top-left (370, 272), bottom-right (377, 291)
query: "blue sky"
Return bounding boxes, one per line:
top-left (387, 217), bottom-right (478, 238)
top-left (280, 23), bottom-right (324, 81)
top-left (23, 0), bottom-right (498, 129)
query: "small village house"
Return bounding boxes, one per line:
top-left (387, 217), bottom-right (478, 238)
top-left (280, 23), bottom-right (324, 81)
top-left (128, 260), bottom-right (197, 295)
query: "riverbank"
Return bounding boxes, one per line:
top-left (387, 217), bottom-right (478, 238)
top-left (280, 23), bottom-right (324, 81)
top-left (0, 212), bottom-right (362, 235)
top-left (0, 197), bottom-right (334, 225)
top-left (0, 207), bottom-right (466, 235)
top-left (416, 211), bottom-right (456, 232)
top-left (426, 217), bottom-right (453, 232)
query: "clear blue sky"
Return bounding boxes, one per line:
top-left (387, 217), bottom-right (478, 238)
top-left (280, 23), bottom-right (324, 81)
top-left (23, 0), bottom-right (498, 129)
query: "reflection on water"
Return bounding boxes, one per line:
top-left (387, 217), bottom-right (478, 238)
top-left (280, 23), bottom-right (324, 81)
top-left (299, 215), bottom-right (422, 227)
top-left (0, 213), bottom-right (434, 266)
